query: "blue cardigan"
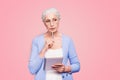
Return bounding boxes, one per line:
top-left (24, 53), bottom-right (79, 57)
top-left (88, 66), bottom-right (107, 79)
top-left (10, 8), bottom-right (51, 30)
top-left (28, 34), bottom-right (80, 80)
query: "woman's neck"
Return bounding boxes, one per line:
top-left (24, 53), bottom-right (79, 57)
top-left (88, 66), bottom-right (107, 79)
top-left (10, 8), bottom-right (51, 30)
top-left (45, 31), bottom-right (61, 38)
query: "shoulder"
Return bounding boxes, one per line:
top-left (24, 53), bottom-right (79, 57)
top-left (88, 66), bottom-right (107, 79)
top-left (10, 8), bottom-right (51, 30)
top-left (32, 34), bottom-right (44, 43)
top-left (62, 34), bottom-right (73, 43)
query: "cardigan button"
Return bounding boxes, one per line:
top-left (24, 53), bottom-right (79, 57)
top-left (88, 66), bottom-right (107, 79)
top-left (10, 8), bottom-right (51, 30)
top-left (62, 75), bottom-right (64, 78)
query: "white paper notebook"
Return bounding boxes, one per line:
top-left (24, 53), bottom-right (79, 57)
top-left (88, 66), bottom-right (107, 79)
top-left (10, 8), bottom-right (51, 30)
top-left (44, 57), bottom-right (63, 71)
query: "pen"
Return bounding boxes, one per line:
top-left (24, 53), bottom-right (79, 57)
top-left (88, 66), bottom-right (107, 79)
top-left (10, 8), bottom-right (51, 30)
top-left (51, 32), bottom-right (54, 39)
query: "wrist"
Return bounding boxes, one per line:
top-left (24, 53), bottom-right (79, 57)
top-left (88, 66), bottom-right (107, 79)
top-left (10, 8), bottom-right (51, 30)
top-left (64, 66), bottom-right (71, 73)
top-left (39, 47), bottom-right (47, 58)
top-left (43, 47), bottom-right (48, 52)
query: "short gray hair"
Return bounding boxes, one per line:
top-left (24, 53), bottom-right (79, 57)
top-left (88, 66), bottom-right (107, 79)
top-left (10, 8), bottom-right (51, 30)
top-left (41, 8), bottom-right (61, 21)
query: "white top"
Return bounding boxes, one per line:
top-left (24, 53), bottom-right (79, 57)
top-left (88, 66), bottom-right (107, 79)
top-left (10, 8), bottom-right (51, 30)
top-left (45, 48), bottom-right (63, 80)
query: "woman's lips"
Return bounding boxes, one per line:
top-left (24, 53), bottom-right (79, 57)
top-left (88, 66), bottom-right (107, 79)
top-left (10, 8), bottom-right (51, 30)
top-left (50, 28), bottom-right (55, 30)
top-left (49, 28), bottom-right (56, 32)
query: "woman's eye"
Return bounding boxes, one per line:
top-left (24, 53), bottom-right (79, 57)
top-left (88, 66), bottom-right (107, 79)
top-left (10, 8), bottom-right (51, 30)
top-left (53, 18), bottom-right (57, 21)
top-left (45, 20), bottom-right (50, 23)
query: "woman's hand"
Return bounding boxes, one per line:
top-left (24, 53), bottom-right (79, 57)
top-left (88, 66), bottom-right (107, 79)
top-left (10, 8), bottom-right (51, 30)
top-left (52, 63), bottom-right (71, 73)
top-left (51, 63), bottom-right (65, 73)
top-left (46, 39), bottom-right (54, 49)
top-left (40, 39), bottom-right (54, 57)
top-left (43, 39), bottom-right (55, 51)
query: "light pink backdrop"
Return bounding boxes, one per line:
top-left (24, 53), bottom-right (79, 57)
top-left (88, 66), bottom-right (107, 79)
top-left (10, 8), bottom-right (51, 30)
top-left (0, 0), bottom-right (120, 80)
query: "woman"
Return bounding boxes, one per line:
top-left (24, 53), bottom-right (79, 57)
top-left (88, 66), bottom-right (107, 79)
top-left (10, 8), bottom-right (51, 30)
top-left (28, 8), bottom-right (80, 80)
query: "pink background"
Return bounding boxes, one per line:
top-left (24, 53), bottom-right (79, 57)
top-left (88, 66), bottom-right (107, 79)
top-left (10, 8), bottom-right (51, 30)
top-left (0, 0), bottom-right (120, 80)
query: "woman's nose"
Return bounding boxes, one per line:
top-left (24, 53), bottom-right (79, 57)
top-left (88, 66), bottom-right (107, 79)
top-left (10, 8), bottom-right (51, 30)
top-left (50, 21), bottom-right (54, 27)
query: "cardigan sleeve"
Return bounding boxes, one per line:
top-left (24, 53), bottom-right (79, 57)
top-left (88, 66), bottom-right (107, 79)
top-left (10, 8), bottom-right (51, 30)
top-left (28, 39), bottom-right (44, 75)
top-left (68, 38), bottom-right (80, 73)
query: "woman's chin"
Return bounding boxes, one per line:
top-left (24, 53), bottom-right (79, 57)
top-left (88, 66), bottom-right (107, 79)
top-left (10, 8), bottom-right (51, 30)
top-left (49, 30), bottom-right (57, 33)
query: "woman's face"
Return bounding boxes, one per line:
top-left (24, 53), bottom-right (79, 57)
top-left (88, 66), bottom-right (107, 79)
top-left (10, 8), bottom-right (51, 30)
top-left (43, 13), bottom-right (60, 33)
